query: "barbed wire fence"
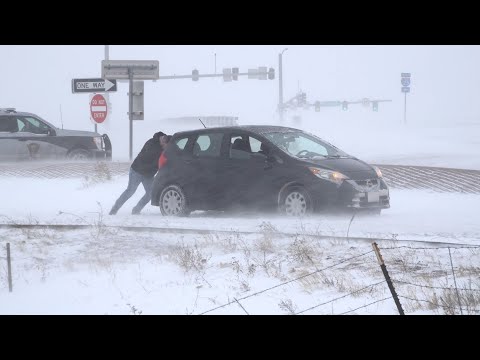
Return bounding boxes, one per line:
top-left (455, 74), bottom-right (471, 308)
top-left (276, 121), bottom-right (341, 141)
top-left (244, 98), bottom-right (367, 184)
top-left (379, 244), bottom-right (480, 315)
top-left (2, 230), bottom-right (479, 315)
top-left (198, 249), bottom-right (402, 315)
top-left (197, 242), bottom-right (480, 315)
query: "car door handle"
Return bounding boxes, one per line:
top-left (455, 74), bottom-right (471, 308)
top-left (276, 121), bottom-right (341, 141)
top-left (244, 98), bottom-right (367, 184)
top-left (184, 159), bottom-right (193, 164)
top-left (18, 138), bottom-right (28, 142)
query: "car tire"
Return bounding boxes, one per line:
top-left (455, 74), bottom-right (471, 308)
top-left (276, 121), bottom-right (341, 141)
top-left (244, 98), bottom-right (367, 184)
top-left (67, 149), bottom-right (91, 161)
top-left (279, 186), bottom-right (313, 216)
top-left (159, 185), bottom-right (189, 216)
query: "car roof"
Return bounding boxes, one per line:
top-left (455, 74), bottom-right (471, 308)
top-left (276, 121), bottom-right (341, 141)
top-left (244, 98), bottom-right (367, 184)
top-left (0, 109), bottom-right (42, 117)
top-left (173, 125), bottom-right (302, 137)
top-left (0, 109), bottom-right (57, 128)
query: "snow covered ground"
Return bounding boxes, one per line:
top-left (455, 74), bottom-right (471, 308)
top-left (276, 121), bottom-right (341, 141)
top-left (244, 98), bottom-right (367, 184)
top-left (0, 175), bottom-right (479, 315)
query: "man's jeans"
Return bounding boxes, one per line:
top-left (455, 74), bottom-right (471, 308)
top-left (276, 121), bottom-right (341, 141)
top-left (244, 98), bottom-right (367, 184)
top-left (110, 168), bottom-right (154, 214)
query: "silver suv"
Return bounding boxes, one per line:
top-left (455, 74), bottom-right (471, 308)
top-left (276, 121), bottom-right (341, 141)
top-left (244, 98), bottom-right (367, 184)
top-left (0, 108), bottom-right (111, 161)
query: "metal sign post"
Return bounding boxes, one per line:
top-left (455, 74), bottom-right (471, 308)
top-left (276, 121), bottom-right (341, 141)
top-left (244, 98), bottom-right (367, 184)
top-left (401, 73), bottom-right (411, 125)
top-left (102, 60), bottom-right (160, 160)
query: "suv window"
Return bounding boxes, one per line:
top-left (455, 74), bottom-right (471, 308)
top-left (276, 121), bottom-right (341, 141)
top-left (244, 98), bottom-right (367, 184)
top-left (193, 133), bottom-right (224, 158)
top-left (0, 116), bottom-right (19, 132)
top-left (16, 116), bottom-right (50, 135)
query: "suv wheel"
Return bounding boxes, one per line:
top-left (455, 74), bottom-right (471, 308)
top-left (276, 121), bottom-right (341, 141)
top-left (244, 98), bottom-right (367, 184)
top-left (68, 149), bottom-right (91, 161)
top-left (280, 186), bottom-right (313, 216)
top-left (159, 185), bottom-right (189, 216)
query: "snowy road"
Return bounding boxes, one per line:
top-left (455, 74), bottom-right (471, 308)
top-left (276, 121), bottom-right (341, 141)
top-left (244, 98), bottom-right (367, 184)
top-left (1, 161), bottom-right (480, 193)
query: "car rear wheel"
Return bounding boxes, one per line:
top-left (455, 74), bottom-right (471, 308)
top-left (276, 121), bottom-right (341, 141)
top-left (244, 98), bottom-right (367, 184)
top-left (68, 149), bottom-right (91, 161)
top-left (159, 185), bottom-right (189, 216)
top-left (279, 186), bottom-right (313, 216)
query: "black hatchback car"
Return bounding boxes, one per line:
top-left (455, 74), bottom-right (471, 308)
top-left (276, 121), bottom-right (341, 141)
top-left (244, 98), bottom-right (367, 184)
top-left (151, 126), bottom-right (390, 216)
top-left (0, 108), bottom-right (111, 161)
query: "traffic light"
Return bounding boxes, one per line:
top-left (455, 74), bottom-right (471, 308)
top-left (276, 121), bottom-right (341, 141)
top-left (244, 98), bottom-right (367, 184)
top-left (192, 69), bottom-right (199, 81)
top-left (342, 101), bottom-right (348, 111)
top-left (372, 102), bottom-right (378, 112)
top-left (315, 101), bottom-right (321, 112)
top-left (297, 92), bottom-right (306, 106)
top-left (232, 67), bottom-right (239, 81)
top-left (268, 68), bottom-right (275, 80)
top-left (223, 68), bottom-right (232, 82)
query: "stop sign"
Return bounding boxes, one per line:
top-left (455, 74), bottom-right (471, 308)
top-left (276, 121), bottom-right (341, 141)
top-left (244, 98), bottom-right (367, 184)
top-left (90, 94), bottom-right (108, 124)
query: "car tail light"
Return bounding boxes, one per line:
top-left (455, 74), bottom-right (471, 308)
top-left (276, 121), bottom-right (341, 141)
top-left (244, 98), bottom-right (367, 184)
top-left (158, 152), bottom-right (167, 168)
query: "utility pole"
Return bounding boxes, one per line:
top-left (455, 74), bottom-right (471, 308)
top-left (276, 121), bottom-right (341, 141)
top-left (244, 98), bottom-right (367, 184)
top-left (278, 48), bottom-right (288, 123)
top-left (95, 45), bottom-right (110, 134)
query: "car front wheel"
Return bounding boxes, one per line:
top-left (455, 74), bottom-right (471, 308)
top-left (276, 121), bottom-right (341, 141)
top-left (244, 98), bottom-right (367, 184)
top-left (159, 185), bottom-right (189, 216)
top-left (67, 149), bottom-right (91, 161)
top-left (279, 186), bottom-right (313, 216)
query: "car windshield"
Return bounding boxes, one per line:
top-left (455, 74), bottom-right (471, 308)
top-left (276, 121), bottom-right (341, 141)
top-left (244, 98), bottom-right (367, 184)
top-left (263, 131), bottom-right (350, 159)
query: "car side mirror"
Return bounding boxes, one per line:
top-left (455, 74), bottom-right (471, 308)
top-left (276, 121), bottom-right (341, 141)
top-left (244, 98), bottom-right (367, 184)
top-left (47, 128), bottom-right (56, 136)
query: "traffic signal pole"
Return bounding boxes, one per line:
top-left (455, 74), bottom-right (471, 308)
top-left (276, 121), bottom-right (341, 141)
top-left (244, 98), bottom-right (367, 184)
top-left (278, 48), bottom-right (288, 123)
top-left (128, 67), bottom-right (133, 160)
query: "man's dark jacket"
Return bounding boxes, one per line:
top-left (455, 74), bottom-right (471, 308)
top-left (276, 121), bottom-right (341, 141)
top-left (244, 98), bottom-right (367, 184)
top-left (131, 131), bottom-right (165, 177)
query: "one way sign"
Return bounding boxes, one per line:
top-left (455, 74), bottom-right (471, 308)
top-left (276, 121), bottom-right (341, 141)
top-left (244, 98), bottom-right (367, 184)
top-left (72, 78), bottom-right (117, 93)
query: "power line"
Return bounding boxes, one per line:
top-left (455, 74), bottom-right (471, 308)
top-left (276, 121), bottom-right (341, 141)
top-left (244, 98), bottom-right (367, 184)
top-left (296, 280), bottom-right (386, 315)
top-left (339, 297), bottom-right (393, 315)
top-left (198, 250), bottom-right (375, 315)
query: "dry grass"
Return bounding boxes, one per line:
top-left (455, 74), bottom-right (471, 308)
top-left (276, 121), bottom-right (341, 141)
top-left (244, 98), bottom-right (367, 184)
top-left (171, 242), bottom-right (211, 273)
top-left (287, 236), bottom-right (320, 265)
top-left (82, 161), bottom-right (112, 188)
top-left (279, 298), bottom-right (297, 315)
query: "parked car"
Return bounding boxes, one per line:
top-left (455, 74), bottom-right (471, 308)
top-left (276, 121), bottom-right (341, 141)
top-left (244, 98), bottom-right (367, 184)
top-left (151, 125), bottom-right (390, 216)
top-left (0, 108), bottom-right (111, 161)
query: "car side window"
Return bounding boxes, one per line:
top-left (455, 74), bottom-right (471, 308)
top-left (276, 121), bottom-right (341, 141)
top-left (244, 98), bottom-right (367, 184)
top-left (229, 135), bottom-right (251, 159)
top-left (193, 133), bottom-right (223, 158)
top-left (229, 134), bottom-right (270, 160)
top-left (17, 117), bottom-right (50, 135)
top-left (0, 116), bottom-right (19, 132)
top-left (175, 137), bottom-right (189, 151)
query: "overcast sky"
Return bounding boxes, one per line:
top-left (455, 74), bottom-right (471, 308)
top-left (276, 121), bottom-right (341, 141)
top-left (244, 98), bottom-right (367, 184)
top-left (1, 45), bottom-right (479, 158)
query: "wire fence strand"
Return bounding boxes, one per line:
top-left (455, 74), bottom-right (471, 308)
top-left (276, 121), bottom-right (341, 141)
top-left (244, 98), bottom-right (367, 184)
top-left (339, 297), bottom-right (393, 315)
top-left (198, 249), bottom-right (375, 315)
top-left (398, 295), bottom-right (480, 313)
top-left (379, 245), bottom-right (480, 251)
top-left (393, 279), bottom-right (480, 292)
top-left (295, 280), bottom-right (387, 315)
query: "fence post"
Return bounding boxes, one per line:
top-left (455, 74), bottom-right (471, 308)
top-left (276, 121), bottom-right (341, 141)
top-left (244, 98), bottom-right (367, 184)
top-left (447, 247), bottom-right (463, 315)
top-left (7, 243), bottom-right (12, 292)
top-left (372, 242), bottom-right (404, 315)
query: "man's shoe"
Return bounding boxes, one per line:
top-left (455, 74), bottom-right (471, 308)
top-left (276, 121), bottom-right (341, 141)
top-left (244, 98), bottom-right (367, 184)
top-left (132, 209), bottom-right (141, 215)
top-left (109, 209), bottom-right (117, 215)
